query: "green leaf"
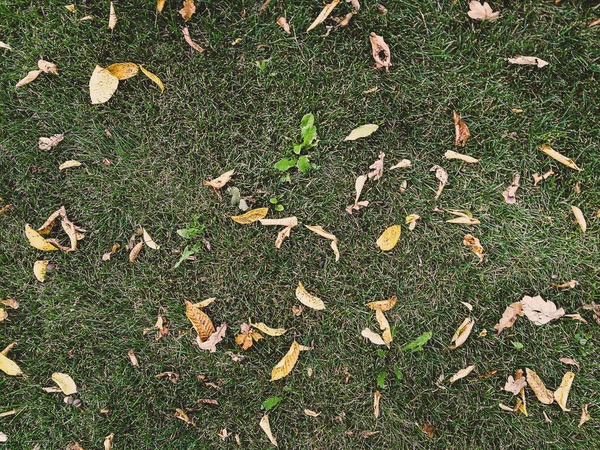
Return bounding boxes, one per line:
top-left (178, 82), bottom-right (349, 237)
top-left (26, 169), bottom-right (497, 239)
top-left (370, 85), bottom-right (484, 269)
top-left (376, 349), bottom-right (387, 358)
top-left (293, 143), bottom-right (303, 155)
top-left (511, 341), bottom-right (524, 350)
top-left (269, 197), bottom-right (279, 204)
top-left (262, 396), bottom-right (282, 411)
top-left (401, 331), bottom-right (432, 353)
top-left (281, 173), bottom-right (292, 183)
top-left (275, 204), bottom-right (284, 211)
top-left (296, 155), bottom-right (311, 172)
top-left (275, 157), bottom-right (297, 171)
top-left (174, 242), bottom-right (202, 268)
top-left (376, 372), bottom-right (387, 389)
top-left (395, 366), bottom-right (403, 381)
top-left (227, 187), bottom-right (241, 206)
top-left (177, 228), bottom-right (200, 239)
top-left (302, 126), bottom-right (317, 146)
top-left (300, 113), bottom-right (314, 131)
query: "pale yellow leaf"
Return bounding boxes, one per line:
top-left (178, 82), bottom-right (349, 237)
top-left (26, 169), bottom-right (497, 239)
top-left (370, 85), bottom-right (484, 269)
top-left (33, 260), bottom-right (49, 282)
top-left (373, 390), bottom-right (381, 418)
top-left (270, 340), bottom-right (300, 381)
top-left (450, 317), bottom-right (475, 349)
top-left (430, 165), bottom-right (448, 199)
top-left (52, 372), bottom-right (77, 395)
top-left (376, 225), bottom-right (401, 251)
top-left (174, 408), bottom-right (195, 426)
top-left (128, 349), bottom-right (139, 367)
top-left (259, 217), bottom-right (298, 227)
top-left (192, 298), bottom-right (215, 309)
top-left (508, 56), bottom-right (548, 68)
top-left (346, 175), bottom-right (369, 214)
top-left (525, 368), bottom-right (554, 404)
top-left (579, 404), bottom-right (590, 427)
top-left (453, 112), bottom-right (470, 146)
top-left (0, 410), bottom-right (16, 418)
top-left (0, 308), bottom-right (6, 322)
top-left (305, 225), bottom-right (336, 241)
top-left (304, 409), bottom-right (320, 417)
top-left (59, 160), bottom-right (82, 171)
top-left (405, 214), bottom-right (420, 230)
top-left (38, 134), bottom-right (64, 150)
top-left (0, 352), bottom-right (22, 376)
top-left (80, 15), bottom-right (94, 20)
top-left (554, 371), bottom-right (575, 412)
top-left (108, 1), bottom-right (117, 29)
top-left (446, 216), bottom-right (480, 225)
top-left (307, 0), bottom-right (339, 32)
top-left (449, 365), bottom-right (475, 383)
top-left (204, 169), bottom-right (235, 190)
top-left (365, 295), bottom-right (397, 311)
top-left (89, 65), bottom-right (119, 104)
top-left (444, 150), bottom-right (479, 163)
top-left (521, 295), bottom-right (565, 325)
top-left (369, 32), bottom-right (391, 71)
top-left (179, 0), bottom-right (196, 22)
top-left (376, 309), bottom-right (392, 345)
top-left (275, 226), bottom-right (292, 248)
top-left (25, 224), bottom-right (58, 251)
top-left (1, 299), bottom-right (18, 309)
top-left (296, 281), bottom-right (325, 310)
top-left (128, 240), bottom-right (144, 262)
top-left (259, 414), bottom-right (278, 446)
top-left (104, 433), bottom-right (114, 450)
top-left (250, 321), bottom-right (286, 336)
top-left (494, 301), bottom-right (523, 335)
top-left (461, 301), bottom-right (473, 311)
top-left (182, 27), bottom-right (204, 53)
top-left (539, 144), bottom-right (582, 171)
top-left (389, 159), bottom-right (411, 170)
top-left (139, 65), bottom-right (164, 92)
top-left (106, 62), bottom-right (139, 80)
top-left (1, 343), bottom-right (15, 356)
top-left (277, 17), bottom-right (291, 34)
top-left (499, 403), bottom-right (514, 412)
top-left (361, 328), bottom-right (387, 346)
top-left (552, 280), bottom-right (578, 289)
top-left (185, 300), bottom-right (215, 341)
top-left (231, 207), bottom-right (269, 224)
top-left (38, 59), bottom-right (58, 74)
top-left (0, 41), bottom-right (12, 50)
top-left (142, 228), bottom-right (160, 249)
top-left (344, 124), bottom-right (379, 141)
top-left (15, 69), bottom-right (42, 88)
top-left (330, 240), bottom-right (340, 262)
top-left (571, 206), bottom-right (586, 232)
top-left (468, 1), bottom-right (500, 20)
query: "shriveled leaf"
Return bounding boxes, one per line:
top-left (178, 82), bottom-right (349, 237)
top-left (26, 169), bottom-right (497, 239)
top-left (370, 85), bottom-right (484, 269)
top-left (521, 295), bottom-right (565, 325)
top-left (449, 365), bottom-right (475, 383)
top-left (277, 17), bottom-right (291, 34)
top-left (259, 414), bottom-right (278, 446)
top-left (365, 295), bottom-right (397, 311)
top-left (182, 27), bottom-right (204, 53)
top-left (89, 65), bottom-right (119, 104)
top-left (305, 225), bottom-right (339, 260)
top-left (296, 282), bottom-right (325, 310)
top-left (192, 298), bottom-right (216, 309)
top-left (179, 0), bottom-right (196, 22)
top-left (108, 1), bottom-right (117, 29)
top-left (507, 56), bottom-right (548, 68)
top-left (579, 404), bottom-right (590, 427)
top-left (571, 206), bottom-right (586, 232)
top-left (582, 302), bottom-right (600, 325)
top-left (453, 112), bottom-right (471, 147)
top-left (368, 151), bottom-right (385, 180)
top-left (204, 169), bottom-right (235, 190)
top-left (361, 328), bottom-right (387, 346)
top-left (174, 408), bottom-right (195, 426)
top-left (0, 410), bottom-right (16, 418)
top-left (0, 353), bottom-right (22, 376)
top-left (196, 323), bottom-right (227, 353)
top-left (304, 409), bottom-right (320, 417)
top-left (559, 357), bottom-right (579, 369)
top-left (236, 323), bottom-right (258, 350)
top-left (307, 0), bottom-right (339, 32)
top-left (185, 300), bottom-right (215, 341)
top-left (376, 225), bottom-right (401, 251)
top-left (450, 317), bottom-right (475, 349)
top-left (103, 433), bottom-right (114, 450)
top-left (589, 18), bottom-right (600, 28)
top-left (502, 174), bottom-right (520, 204)
top-left (250, 321), bottom-right (286, 336)
top-left (405, 214), bottom-right (420, 231)
top-left (336, 12), bottom-right (354, 27)
top-left (389, 159), bottom-right (411, 170)
top-left (525, 368), bottom-right (554, 404)
top-left (156, 371), bottom-right (179, 383)
top-left (369, 32), bottom-right (391, 71)
top-left (565, 313), bottom-right (587, 324)
top-left (467, 1), bottom-right (500, 21)
top-left (38, 134), bottom-right (64, 150)
top-left (373, 391), bottom-right (381, 418)
top-left (0, 433), bottom-right (6, 443)
top-left (430, 165), bottom-right (448, 199)
top-left (376, 309), bottom-right (392, 345)
top-left (139, 66), bottom-right (164, 92)
top-left (344, 124), bottom-right (379, 141)
top-left (106, 62), bottom-right (139, 80)
top-left (142, 228), bottom-right (160, 249)
top-left (271, 340), bottom-right (300, 381)
top-left (461, 302), bottom-right (473, 311)
top-left (129, 240), bottom-right (144, 262)
top-left (346, 175), bottom-right (369, 214)
top-left (539, 144), bottom-right (582, 171)
top-left (532, 169), bottom-right (554, 186)
top-left (401, 332), bottom-right (432, 353)
top-left (231, 207), bottom-right (269, 224)
top-left (446, 211), bottom-right (480, 225)
top-left (463, 234), bottom-right (484, 261)
top-left (259, 217), bottom-right (298, 227)
top-left (25, 224), bottom-right (57, 251)
top-left (554, 371), bottom-right (575, 412)
top-left (494, 301), bottom-right (523, 335)
top-left (444, 150), bottom-right (479, 163)
top-left (52, 372), bottom-right (77, 395)
top-left (504, 374), bottom-right (528, 395)
top-left (59, 160), bottom-right (82, 171)
top-left (0, 309), bottom-right (6, 322)
top-left (33, 260), bottom-right (50, 282)
top-left (15, 69), bottom-right (42, 88)
top-left (102, 243), bottom-right (120, 261)
top-left (128, 349), bottom-right (139, 367)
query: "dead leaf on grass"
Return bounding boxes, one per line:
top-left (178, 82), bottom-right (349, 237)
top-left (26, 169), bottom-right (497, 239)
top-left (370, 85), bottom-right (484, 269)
top-left (554, 371), bottom-right (575, 412)
top-left (271, 340), bottom-right (300, 381)
top-left (304, 408), bottom-right (320, 417)
top-left (174, 408), bottom-right (195, 426)
top-left (507, 56), bottom-right (548, 68)
top-left (376, 225), bottom-right (401, 251)
top-left (139, 65), bottom-right (164, 92)
top-left (296, 282), bottom-right (325, 310)
top-left (390, 159), bottom-right (411, 170)
top-left (275, 226), bottom-right (292, 248)
top-left (369, 32), bottom-right (391, 71)
top-left (102, 243), bottom-right (120, 261)
top-left (552, 280), bottom-right (578, 289)
top-left (0, 347), bottom-right (22, 376)
top-left (361, 328), bottom-right (387, 346)
top-left (421, 424), bottom-right (435, 438)
top-left (589, 18), bottom-right (600, 28)
top-left (235, 323), bottom-right (263, 350)
top-left (305, 225), bottom-right (340, 261)
top-left (453, 112), bottom-right (470, 146)
top-left (231, 207), bottom-right (268, 224)
top-left (582, 302), bottom-right (600, 325)
top-left (89, 65), bottom-right (119, 104)
top-left (196, 323), bottom-right (227, 352)
top-left (259, 414), bottom-right (278, 446)
top-left (346, 175), bottom-right (369, 214)
top-left (463, 234), bottom-right (484, 261)
top-left (579, 404), bottom-right (590, 427)
top-left (37, 60), bottom-right (58, 75)
top-left (533, 169), bottom-right (554, 186)
top-left (0, 42), bottom-right (12, 50)
top-left (1, 299), bottom-right (18, 309)
top-left (502, 174), bottom-right (520, 204)
top-left (179, 0), bottom-right (196, 21)
top-left (525, 368), bottom-right (554, 404)
top-left (129, 240), bottom-right (144, 262)
top-left (128, 349), bottom-right (139, 367)
top-left (571, 206), bottom-right (586, 232)
top-left (366, 296), bottom-right (397, 311)
top-left (59, 160), bottom-right (82, 171)
top-left (539, 144), bottom-right (582, 171)
top-left (307, 0), bottom-right (339, 32)
top-left (277, 17), bottom-right (291, 34)
top-left (52, 372), bottom-right (77, 395)
top-left (444, 150), bottom-right (478, 163)
top-left (157, 0), bottom-right (166, 12)
top-left (15, 69), bottom-right (42, 88)
top-left (368, 152), bottom-right (385, 180)
top-left (449, 365), bottom-right (475, 383)
top-left (185, 300), bottom-right (215, 341)
top-left (250, 321), bottom-right (286, 336)
top-left (33, 260), bottom-right (50, 282)
top-left (103, 433), bottom-right (114, 450)
top-left (373, 391), bottom-right (381, 418)
top-left (467, 1), bottom-right (500, 21)
top-left (430, 165), bottom-right (448, 199)
top-left (504, 374), bottom-right (527, 395)
top-left (182, 27), bottom-right (204, 53)
top-left (156, 372), bottom-right (179, 383)
top-left (344, 124), bottom-right (379, 141)
top-left (494, 301), bottom-right (523, 335)
top-left (25, 224), bottom-right (58, 251)
top-left (0, 204), bottom-right (12, 216)
top-left (521, 295), bottom-right (565, 325)
top-left (108, 1), bottom-right (117, 29)
top-left (375, 309), bottom-right (392, 345)
top-left (559, 357), bottom-right (579, 369)
top-left (38, 134), bottom-right (64, 150)
top-left (446, 210), bottom-right (480, 225)
top-left (450, 317), bottom-right (475, 349)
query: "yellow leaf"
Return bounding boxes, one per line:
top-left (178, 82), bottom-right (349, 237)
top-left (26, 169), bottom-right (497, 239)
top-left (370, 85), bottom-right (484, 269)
top-left (365, 295), bottom-right (397, 311)
top-left (157, 0), bottom-right (166, 12)
top-left (104, 433), bottom-right (114, 450)
top-left (51, 372), bottom-right (77, 395)
top-left (192, 298), bottom-right (215, 309)
top-left (578, 404), bottom-right (590, 427)
top-left (89, 65), bottom-right (119, 104)
top-left (449, 365), bottom-right (475, 383)
top-left (307, 0), bottom-right (339, 32)
top-left (231, 208), bottom-right (269, 224)
top-left (295, 282), bottom-right (325, 310)
top-left (139, 65), bottom-right (164, 92)
top-left (344, 124), bottom-right (379, 141)
top-left (179, 0), bottom-right (196, 22)
top-left (128, 240), bottom-right (144, 262)
top-left (444, 150), bottom-right (479, 163)
top-left (0, 309), bottom-right (6, 322)
top-left (376, 309), bottom-right (392, 345)
top-left (37, 60), bottom-right (58, 74)
top-left (1, 299), bottom-right (19, 309)
top-left (376, 225), bottom-right (401, 251)
top-left (540, 144), bottom-right (582, 171)
top-left (185, 300), bottom-right (215, 341)
top-left (0, 353), bottom-right (22, 376)
top-left (405, 214), bottom-right (420, 231)
top-left (450, 317), bottom-right (475, 349)
top-left (108, 1), bottom-right (117, 29)
top-left (25, 224), bottom-right (58, 251)
top-left (33, 260), bottom-right (50, 282)
top-left (204, 169), bottom-right (235, 190)
top-left (59, 160), bottom-right (82, 171)
top-left (554, 371), bottom-right (575, 412)
top-left (571, 206), bottom-right (586, 232)
top-left (106, 62), bottom-right (139, 80)
top-left (142, 228), bottom-right (160, 249)
top-left (250, 321), bottom-right (287, 336)
top-left (525, 368), bottom-right (554, 404)
top-left (65, 4), bottom-right (75, 12)
top-left (304, 408), bottom-right (320, 417)
top-left (259, 414), bottom-right (278, 446)
top-left (270, 340), bottom-right (300, 381)
top-left (361, 328), bottom-right (388, 346)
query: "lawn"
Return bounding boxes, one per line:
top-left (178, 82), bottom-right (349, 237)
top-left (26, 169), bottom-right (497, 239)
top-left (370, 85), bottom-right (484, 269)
top-left (1, 0), bottom-right (599, 448)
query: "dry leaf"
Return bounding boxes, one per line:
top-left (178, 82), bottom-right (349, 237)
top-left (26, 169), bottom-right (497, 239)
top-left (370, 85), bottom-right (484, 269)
top-left (375, 309), bottom-right (392, 345)
top-left (525, 368), bottom-right (554, 404)
top-left (156, 371), bottom-right (179, 383)
top-left (463, 234), bottom-right (484, 261)
top-left (460, 301), bottom-right (473, 311)
top-left (446, 210), bottom-right (480, 225)
top-left (564, 313), bottom-right (587, 324)
top-left (1, 299), bottom-right (18, 309)
top-left (467, 1), bottom-right (500, 20)
top-left (450, 317), bottom-right (475, 349)
top-left (128, 349), bottom-right (139, 367)
top-left (0, 41), bottom-right (12, 50)
top-left (305, 225), bottom-right (339, 261)
top-left (559, 357), bottom-right (579, 369)
top-left (504, 374), bottom-right (528, 395)
top-left (38, 134), bottom-right (64, 150)
top-left (59, 160), bottom-right (82, 171)
top-left (502, 174), bottom-right (520, 204)
top-left (554, 371), bottom-right (574, 412)
top-left (231, 207), bottom-right (269, 224)
top-left (304, 409), bottom-right (320, 417)
top-left (0, 351), bottom-right (22, 376)
top-left (579, 404), bottom-right (590, 427)
top-left (449, 365), bottom-right (475, 383)
top-left (571, 206), bottom-right (586, 232)
top-left (539, 144), bottom-right (582, 171)
top-left (421, 424), bottom-right (435, 438)
top-left (192, 298), bottom-right (216, 309)
top-left (552, 280), bottom-right (578, 289)
top-left (35, 60), bottom-right (56, 75)
top-left (197, 323), bottom-right (227, 353)
top-left (102, 243), bottom-right (120, 261)
top-left (108, 1), bottom-right (117, 29)
top-left (296, 282), bottom-right (325, 310)
top-left (33, 260), bottom-right (50, 282)
top-left (499, 403), bottom-right (515, 412)
top-left (139, 65), bottom-right (164, 92)
top-left (346, 175), bottom-right (369, 214)
top-left (275, 226), bottom-right (292, 248)
top-left (129, 240), bottom-right (144, 262)
top-left (589, 18), bottom-right (600, 28)
top-left (25, 224), bottom-right (58, 251)
top-left (365, 296), bottom-right (396, 311)
top-left (453, 112), bottom-right (470, 147)
top-left (337, 12), bottom-right (354, 27)
top-left (277, 17), bottom-right (291, 34)
top-left (533, 169), bottom-right (554, 186)
top-left (0, 410), bottom-right (16, 418)
top-left (174, 408), bottom-right (195, 426)
top-left (494, 301), bottom-right (523, 335)
top-left (292, 305), bottom-right (303, 316)
top-left (373, 391), bottom-right (381, 418)
top-left (182, 27), bottom-right (204, 53)
top-left (0, 204), bottom-right (12, 216)
top-left (521, 295), bottom-right (565, 325)
top-left (404, 214), bottom-right (420, 231)
top-left (344, 124), bottom-right (379, 141)
top-left (52, 372), bottom-right (77, 395)
top-left (250, 321), bottom-right (286, 336)
top-left (430, 165), bottom-right (448, 199)
top-left (361, 328), bottom-right (387, 346)
top-left (346, 0), bottom-right (360, 9)
top-left (179, 0), bottom-right (196, 22)
top-left (376, 225), bottom-right (401, 251)
top-left (106, 62), bottom-right (139, 80)
top-left (259, 217), bottom-right (298, 227)
top-left (15, 69), bottom-right (42, 88)
top-left (103, 434), bottom-right (114, 450)
top-left (204, 169), bottom-right (235, 191)
top-left (142, 228), bottom-right (160, 249)
top-left (369, 32), bottom-right (391, 71)
top-left (582, 302), bottom-right (600, 325)
top-left (89, 65), bottom-right (119, 104)
top-left (307, 0), bottom-right (339, 32)
top-left (368, 152), bottom-right (385, 180)
top-left (389, 159), bottom-right (411, 170)
top-left (507, 56), bottom-right (548, 68)
top-left (157, 0), bottom-right (166, 12)
top-left (80, 15), bottom-right (94, 20)
top-left (271, 340), bottom-right (300, 381)
top-left (259, 414), bottom-right (277, 446)
top-left (185, 300), bottom-right (215, 341)
top-left (0, 308), bottom-right (6, 322)
top-left (235, 323), bottom-right (262, 350)
top-left (444, 150), bottom-right (478, 163)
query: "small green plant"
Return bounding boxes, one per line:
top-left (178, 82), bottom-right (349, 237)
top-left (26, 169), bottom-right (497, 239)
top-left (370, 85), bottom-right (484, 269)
top-left (401, 331), bottom-right (433, 353)
top-left (275, 113), bottom-right (317, 175)
top-left (175, 216), bottom-right (206, 268)
top-left (511, 341), bottom-right (524, 350)
top-left (269, 196), bottom-right (284, 211)
top-left (261, 396), bottom-right (282, 411)
top-left (395, 366), bottom-right (403, 381)
top-left (376, 372), bottom-right (387, 389)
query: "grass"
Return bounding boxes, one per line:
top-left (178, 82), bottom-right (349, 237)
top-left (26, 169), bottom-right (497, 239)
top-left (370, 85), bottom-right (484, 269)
top-left (1, 0), bottom-right (600, 448)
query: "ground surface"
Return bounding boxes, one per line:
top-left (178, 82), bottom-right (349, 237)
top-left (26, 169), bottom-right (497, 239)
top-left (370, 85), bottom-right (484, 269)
top-left (1, 0), bottom-right (599, 448)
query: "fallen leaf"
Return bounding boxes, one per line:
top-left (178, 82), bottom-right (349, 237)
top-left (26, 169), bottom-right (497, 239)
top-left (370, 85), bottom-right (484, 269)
top-left (0, 410), bottom-right (16, 418)
top-left (368, 152), bottom-right (385, 180)
top-left (450, 317), bottom-right (475, 349)
top-left (275, 226), bottom-right (292, 248)
top-left (507, 56), bottom-right (548, 68)
top-left (15, 69), bottom-right (42, 88)
top-left (499, 403), bottom-right (514, 412)
top-left (346, 175), bottom-right (369, 214)
top-left (185, 300), bottom-right (215, 341)
top-left (373, 391), bottom-right (381, 418)
top-left (521, 295), bottom-right (565, 325)
top-left (494, 301), bottom-right (523, 335)
top-left (204, 169), bottom-right (235, 191)
top-left (461, 302), bottom-right (473, 311)
top-left (467, 1), bottom-right (500, 20)
top-left (533, 170), bottom-right (554, 186)
top-left (504, 374), bottom-right (528, 395)
top-left (38, 134), bottom-right (64, 150)
top-left (564, 313), bottom-right (587, 324)
top-left (376, 225), bottom-right (401, 251)
top-left (59, 160), bottom-right (82, 171)
top-left (157, 0), bottom-right (166, 12)
top-left (430, 165), bottom-right (448, 199)
top-left (33, 260), bottom-right (50, 282)
top-left (421, 424), bottom-right (435, 438)
top-left (259, 217), bottom-right (298, 227)
top-left (142, 228), bottom-right (160, 249)
top-left (217, 428), bottom-right (229, 440)
top-left (108, 1), bottom-right (117, 29)
top-left (463, 234), bottom-right (484, 261)
top-left (449, 365), bottom-right (475, 383)
top-left (128, 349), bottom-right (139, 367)
top-left (231, 207), bottom-right (269, 224)
top-left (305, 225), bottom-right (339, 261)
top-left (446, 210), bottom-right (480, 225)
top-left (389, 159), bottom-right (411, 170)
top-left (453, 112), bottom-right (471, 146)
top-left (277, 17), bottom-right (291, 34)
top-left (344, 124), bottom-right (379, 141)
top-left (156, 372), bottom-right (179, 383)
top-left (554, 371), bottom-right (575, 412)
top-left (0, 433), bottom-right (6, 443)
top-left (179, 0), bottom-right (196, 21)
top-left (369, 32), bottom-right (391, 71)
top-left (589, 18), bottom-right (600, 28)
top-left (80, 15), bottom-right (94, 21)
top-left (444, 150), bottom-right (478, 163)
top-left (0, 41), bottom-right (12, 50)
top-left (192, 298), bottom-right (216, 309)
top-left (25, 224), bottom-right (57, 251)
top-left (0, 299), bottom-right (18, 310)
top-left (502, 174), bottom-right (520, 204)
top-left (525, 368), bottom-right (554, 404)
top-left (66, 443), bottom-right (84, 450)
top-left (552, 280), bottom-right (578, 289)
top-left (361, 328), bottom-right (387, 346)
top-left (104, 433), bottom-right (114, 450)
top-left (366, 296), bottom-right (397, 311)
top-left (559, 357), bottom-right (580, 369)
top-left (0, 204), bottom-right (12, 216)
top-left (579, 404), bottom-right (590, 427)
top-left (129, 240), bottom-right (144, 262)
top-left (139, 65), bottom-right (164, 92)
top-left (0, 351), bottom-right (22, 376)
top-left (106, 62), bottom-right (139, 80)
top-left (36, 59), bottom-right (56, 74)
top-left (182, 27), bottom-right (204, 53)
top-left (250, 321), bottom-right (286, 336)
top-left (582, 302), bottom-right (600, 325)
top-left (52, 372), bottom-right (77, 395)
top-left (89, 65), bottom-right (119, 104)
top-left (292, 305), bottom-right (303, 316)
top-left (571, 206), bottom-right (586, 232)
top-left (197, 323), bottom-right (227, 353)
top-left (337, 12), bottom-right (354, 27)
top-left (271, 340), bottom-right (300, 381)
top-left (296, 282), bottom-right (325, 310)
top-left (235, 323), bottom-right (262, 350)
top-left (375, 309), bottom-right (392, 345)
top-left (307, 0), bottom-right (339, 32)
top-left (0, 309), bottom-right (6, 322)
top-left (259, 414), bottom-right (278, 446)
top-left (174, 408), bottom-right (195, 426)
top-left (102, 243), bottom-right (120, 261)
top-left (539, 144), bottom-right (582, 171)
top-left (231, 38), bottom-right (242, 46)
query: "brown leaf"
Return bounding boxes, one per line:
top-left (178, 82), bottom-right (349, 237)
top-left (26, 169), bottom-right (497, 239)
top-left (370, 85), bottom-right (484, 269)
top-left (235, 323), bottom-right (262, 350)
top-left (368, 152), bottom-right (385, 180)
top-left (450, 317), bottom-right (475, 349)
top-left (578, 404), bottom-right (590, 427)
top-left (108, 1), bottom-right (117, 29)
top-left (559, 357), bottom-right (580, 369)
top-left (494, 301), bottom-right (523, 335)
top-left (421, 424), bottom-right (435, 438)
top-left (589, 18), bottom-right (600, 28)
top-left (15, 69), bottom-right (42, 88)
top-left (502, 174), bottom-right (520, 204)
top-left (369, 32), bottom-right (391, 71)
top-left (0, 204), bottom-right (12, 217)
top-left (129, 240), bottom-right (144, 262)
top-left (552, 280), bottom-right (578, 289)
top-left (307, 0), bottom-right (340, 32)
top-left (463, 234), bottom-right (484, 261)
top-left (179, 0), bottom-right (196, 21)
top-left (553, 371), bottom-right (575, 412)
top-left (38, 133), bottom-right (64, 150)
top-left (337, 12), bottom-right (354, 27)
top-left (127, 349), bottom-right (139, 367)
top-left (196, 323), bottom-right (227, 353)
top-left (532, 169), bottom-right (554, 186)
top-left (102, 243), bottom-right (120, 261)
top-left (182, 27), bottom-right (204, 53)
top-left (185, 300), bottom-right (215, 341)
top-left (174, 408), bottom-right (195, 426)
top-left (430, 165), bottom-right (448, 199)
top-left (539, 144), bottom-right (582, 171)
top-left (521, 295), bottom-right (565, 325)
top-left (525, 368), bottom-right (554, 404)
top-left (508, 56), bottom-right (548, 68)
top-left (373, 391), bottom-right (381, 418)
top-left (156, 371), bottom-right (179, 383)
top-left (453, 112), bottom-right (470, 146)
top-left (271, 340), bottom-right (300, 381)
top-left (582, 302), bottom-right (600, 325)
top-left (277, 17), bottom-right (291, 34)
top-left (259, 414), bottom-right (277, 446)
top-left (571, 206), bottom-right (587, 232)
top-left (467, 1), bottom-right (500, 21)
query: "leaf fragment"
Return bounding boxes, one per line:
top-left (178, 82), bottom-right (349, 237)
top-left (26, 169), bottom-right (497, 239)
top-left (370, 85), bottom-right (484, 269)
top-left (421, 424), bottom-right (435, 438)
top-left (277, 17), bottom-right (291, 34)
top-left (174, 408), bottom-right (196, 426)
top-left (275, 226), bottom-right (292, 248)
top-left (539, 144), bottom-right (582, 171)
top-left (450, 317), bottom-right (475, 349)
top-left (179, 0), bottom-right (196, 22)
top-left (127, 349), bottom-right (139, 367)
top-left (38, 134), bottom-right (64, 150)
top-left (367, 152), bottom-right (385, 180)
top-left (449, 365), bottom-right (475, 383)
top-left (559, 357), bottom-right (579, 369)
top-left (344, 124), bottom-right (379, 141)
top-left (106, 62), bottom-right (139, 80)
top-left (259, 217), bottom-right (298, 227)
top-left (38, 59), bottom-right (59, 74)
top-left (504, 374), bottom-right (527, 395)
top-left (494, 301), bottom-right (523, 335)
top-left (305, 225), bottom-right (339, 261)
top-left (361, 328), bottom-right (387, 346)
top-left (405, 214), bottom-right (420, 231)
top-left (444, 150), bottom-right (478, 163)
top-left (430, 165), bottom-right (448, 199)
top-left (89, 65), bottom-right (119, 104)
top-left (33, 260), bottom-right (50, 282)
top-left (571, 206), bottom-right (586, 232)
top-left (259, 414), bottom-right (278, 446)
top-left (104, 433), bottom-right (114, 450)
top-left (108, 1), bottom-right (117, 29)
top-left (271, 340), bottom-right (300, 381)
top-left (157, 0), bottom-right (166, 12)
top-left (376, 225), bottom-right (401, 251)
top-left (373, 391), bottom-right (381, 418)
top-left (296, 282), bottom-right (325, 310)
top-left (579, 404), bottom-right (590, 427)
top-left (365, 295), bottom-right (397, 311)
top-left (446, 210), bottom-right (480, 225)
top-left (0, 41), bottom-right (12, 50)
top-left (463, 234), bottom-right (484, 261)
top-left (25, 224), bottom-right (58, 251)
top-left (142, 228), bottom-right (160, 249)
top-left (467, 1), bottom-right (500, 21)
top-left (453, 112), bottom-right (470, 147)
top-left (15, 69), bottom-right (42, 88)
top-left (204, 169), bottom-right (235, 191)
top-left (521, 295), bottom-right (565, 325)
top-left (525, 368), bottom-right (554, 404)
top-left (231, 207), bottom-right (269, 224)
top-left (532, 169), bottom-right (554, 186)
top-left (51, 372), bottom-right (77, 395)
top-left (139, 66), bottom-right (164, 92)
top-left (102, 243), bottom-right (120, 261)
top-left (389, 159), bottom-right (411, 170)
top-left (185, 300), bottom-right (215, 341)
top-left (502, 174), bottom-right (520, 204)
top-left (250, 321), bottom-right (286, 336)
top-left (182, 27), bottom-right (204, 53)
top-left (307, 0), bottom-right (339, 32)
top-left (369, 32), bottom-right (391, 71)
top-left (554, 371), bottom-right (575, 412)
top-left (196, 323), bottom-right (227, 353)
top-left (507, 56), bottom-right (548, 68)
top-left (304, 409), bottom-right (320, 417)
top-left (1, 299), bottom-right (18, 309)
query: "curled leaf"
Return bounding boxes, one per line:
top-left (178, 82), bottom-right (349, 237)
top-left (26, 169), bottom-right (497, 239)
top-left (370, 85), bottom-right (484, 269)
top-left (259, 414), bottom-right (278, 446)
top-left (179, 0), bottom-right (196, 21)
top-left (376, 225), bottom-right (401, 251)
top-left (507, 56), bottom-right (548, 68)
top-left (128, 349), bottom-right (139, 367)
top-left (174, 408), bottom-right (195, 426)
top-left (450, 317), bottom-right (475, 349)
top-left (59, 160), bottom-right (82, 171)
top-left (571, 206), bottom-right (586, 232)
top-left (373, 391), bottom-right (381, 418)
top-left (52, 372), bottom-right (77, 395)
top-left (142, 228), bottom-right (160, 249)
top-left (502, 174), bottom-right (520, 204)
top-left (504, 374), bottom-right (527, 395)
top-left (463, 234), bottom-right (484, 261)
top-left (365, 295), bottom-right (397, 311)
top-left (307, 0), bottom-right (339, 32)
top-left (139, 66), bottom-right (164, 92)
top-left (182, 27), bottom-right (204, 53)
top-left (467, 1), bottom-right (500, 21)
top-left (405, 214), bottom-right (420, 231)
top-left (304, 409), bottom-right (320, 417)
top-left (250, 321), bottom-right (286, 336)
top-left (579, 404), bottom-right (590, 427)
top-left (389, 159), bottom-right (411, 170)
top-left (38, 134), bottom-right (64, 150)
top-left (25, 224), bottom-right (57, 251)
top-left (361, 328), bottom-right (387, 346)
top-left (157, 0), bottom-right (166, 12)
top-left (305, 225), bottom-right (339, 261)
top-left (430, 165), bottom-right (448, 199)
top-left (15, 69), bottom-right (42, 88)
top-left (33, 260), bottom-right (50, 282)
top-left (275, 226), bottom-right (292, 248)
top-left (453, 112), bottom-right (470, 147)
top-left (344, 124), bottom-right (379, 141)
top-left (271, 340), bottom-right (300, 381)
top-left (369, 32), bottom-right (391, 71)
top-left (368, 152), bottom-right (385, 180)
top-left (449, 365), bottom-right (475, 383)
top-left (346, 175), bottom-right (369, 214)
top-left (196, 323), bottom-right (227, 353)
top-left (108, 1), bottom-right (117, 29)
top-left (539, 144), bottom-right (582, 171)
top-left (129, 240), bottom-right (144, 262)
top-left (204, 169), bottom-right (235, 191)
top-left (532, 169), bottom-right (554, 186)
top-left (296, 282), bottom-right (325, 310)
top-left (521, 295), bottom-right (565, 325)
top-left (446, 210), bottom-right (480, 225)
top-left (0, 352), bottom-right (22, 376)
top-left (231, 207), bottom-right (269, 224)
top-left (277, 17), bottom-right (291, 34)
top-left (106, 62), bottom-right (139, 80)
top-left (104, 433), bottom-right (114, 450)
top-left (494, 301), bottom-right (523, 335)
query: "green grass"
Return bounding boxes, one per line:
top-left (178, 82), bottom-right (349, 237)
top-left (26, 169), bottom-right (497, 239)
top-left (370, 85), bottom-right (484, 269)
top-left (1, 0), bottom-right (600, 448)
